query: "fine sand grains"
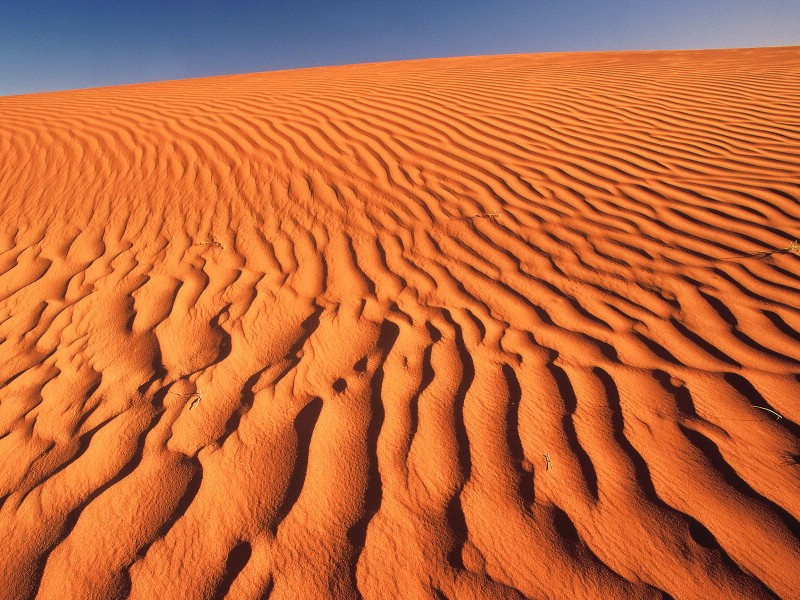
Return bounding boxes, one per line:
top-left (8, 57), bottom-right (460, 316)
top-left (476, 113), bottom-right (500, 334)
top-left (0, 47), bottom-right (799, 599)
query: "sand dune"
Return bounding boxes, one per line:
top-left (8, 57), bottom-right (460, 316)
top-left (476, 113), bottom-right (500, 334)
top-left (1, 46), bottom-right (799, 599)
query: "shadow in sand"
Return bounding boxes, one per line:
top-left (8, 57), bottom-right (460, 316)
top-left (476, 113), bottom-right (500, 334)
top-left (214, 541), bottom-right (252, 599)
top-left (274, 397), bottom-right (323, 528)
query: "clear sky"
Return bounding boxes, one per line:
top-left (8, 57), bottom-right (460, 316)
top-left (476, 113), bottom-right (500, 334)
top-left (1, 0), bottom-right (798, 96)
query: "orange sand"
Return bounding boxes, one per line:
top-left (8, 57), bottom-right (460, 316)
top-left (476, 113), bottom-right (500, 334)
top-left (1, 47), bottom-right (799, 599)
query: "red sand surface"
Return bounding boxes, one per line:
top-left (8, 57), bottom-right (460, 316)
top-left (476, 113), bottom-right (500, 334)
top-left (0, 47), bottom-right (799, 599)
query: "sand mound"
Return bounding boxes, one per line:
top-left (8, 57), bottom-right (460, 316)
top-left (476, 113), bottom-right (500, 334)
top-left (1, 47), bottom-right (799, 599)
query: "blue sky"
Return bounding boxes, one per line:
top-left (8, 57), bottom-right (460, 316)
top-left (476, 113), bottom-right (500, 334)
top-left (1, 0), bottom-right (798, 96)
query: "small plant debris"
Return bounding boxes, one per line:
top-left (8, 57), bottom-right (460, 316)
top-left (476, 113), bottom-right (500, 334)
top-left (721, 240), bottom-right (799, 261)
top-left (446, 211), bottom-right (500, 222)
top-left (169, 390), bottom-right (203, 410)
top-left (752, 405), bottom-right (783, 420)
top-left (194, 239), bottom-right (225, 250)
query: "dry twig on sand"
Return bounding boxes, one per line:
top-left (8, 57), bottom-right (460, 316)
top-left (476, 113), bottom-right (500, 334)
top-left (169, 390), bottom-right (203, 410)
top-left (752, 405), bottom-right (783, 420)
top-left (720, 240), bottom-right (799, 261)
top-left (446, 212), bottom-right (500, 222)
top-left (544, 453), bottom-right (552, 471)
top-left (194, 239), bottom-right (225, 250)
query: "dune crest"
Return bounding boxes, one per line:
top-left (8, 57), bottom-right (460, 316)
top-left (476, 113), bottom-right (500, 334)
top-left (1, 47), bottom-right (799, 599)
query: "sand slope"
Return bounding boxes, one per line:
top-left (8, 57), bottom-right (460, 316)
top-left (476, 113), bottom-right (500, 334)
top-left (1, 47), bottom-right (799, 599)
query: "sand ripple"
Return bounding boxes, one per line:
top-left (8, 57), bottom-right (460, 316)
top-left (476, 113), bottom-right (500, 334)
top-left (0, 47), bottom-right (799, 599)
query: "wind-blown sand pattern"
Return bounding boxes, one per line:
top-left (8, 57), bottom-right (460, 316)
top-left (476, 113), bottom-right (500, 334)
top-left (1, 47), bottom-right (799, 599)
